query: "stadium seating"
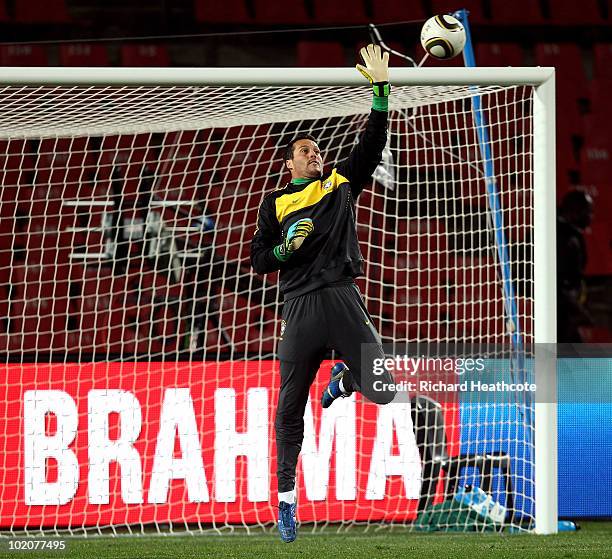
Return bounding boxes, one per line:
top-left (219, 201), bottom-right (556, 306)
top-left (547, 0), bottom-right (605, 25)
top-left (312, 0), bottom-right (369, 24)
top-left (200, 321), bottom-right (221, 353)
top-left (252, 0), bottom-right (311, 24)
top-left (114, 267), bottom-right (182, 356)
top-left (584, 220), bottom-right (612, 276)
top-left (475, 43), bottom-right (524, 66)
top-left (8, 262), bottom-right (69, 352)
top-left (75, 267), bottom-right (140, 356)
top-left (533, 43), bottom-right (587, 185)
top-left (535, 43), bottom-right (586, 83)
top-left (394, 219), bottom-right (448, 261)
top-left (429, 0), bottom-right (485, 24)
top-left (0, 283), bottom-right (8, 331)
top-left (64, 328), bottom-right (97, 356)
top-left (297, 41), bottom-right (346, 67)
top-left (488, 0), bottom-right (545, 24)
top-left (0, 1), bottom-right (8, 22)
top-left (120, 44), bottom-right (170, 67)
top-left (397, 108), bottom-right (470, 168)
top-left (155, 132), bottom-right (201, 202)
top-left (592, 43), bottom-right (612, 80)
top-left (0, 44), bottom-right (48, 66)
top-left (208, 126), bottom-right (266, 184)
top-left (0, 140), bottom-right (35, 196)
top-left (450, 298), bottom-right (506, 338)
top-left (581, 114), bottom-right (611, 185)
top-left (372, 0), bottom-right (426, 22)
top-left (14, 0), bottom-right (70, 23)
top-left (253, 320), bottom-right (276, 354)
top-left (557, 131), bottom-right (579, 195)
top-left (96, 134), bottom-right (158, 202)
top-left (59, 44), bottom-right (109, 67)
top-left (217, 292), bottom-right (254, 355)
top-left (194, 0), bottom-right (252, 23)
top-left (34, 137), bottom-right (95, 193)
top-left (355, 189), bottom-right (386, 230)
top-left (588, 78), bottom-right (612, 115)
top-left (214, 194), bottom-right (259, 262)
top-left (0, 213), bottom-right (14, 259)
top-left (534, 42), bottom-right (586, 135)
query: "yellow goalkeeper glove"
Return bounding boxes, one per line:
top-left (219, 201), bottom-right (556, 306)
top-left (273, 218), bottom-right (314, 262)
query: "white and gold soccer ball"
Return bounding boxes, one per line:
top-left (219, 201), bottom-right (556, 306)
top-left (420, 15), bottom-right (466, 60)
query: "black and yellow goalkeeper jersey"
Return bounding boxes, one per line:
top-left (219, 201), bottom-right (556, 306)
top-left (250, 108), bottom-right (388, 301)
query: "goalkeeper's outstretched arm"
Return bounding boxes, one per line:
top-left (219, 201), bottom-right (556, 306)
top-left (337, 43), bottom-right (390, 198)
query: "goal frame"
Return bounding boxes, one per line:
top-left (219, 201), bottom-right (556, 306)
top-left (0, 65), bottom-right (557, 534)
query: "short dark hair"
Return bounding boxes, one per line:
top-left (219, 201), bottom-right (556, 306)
top-left (283, 133), bottom-right (317, 162)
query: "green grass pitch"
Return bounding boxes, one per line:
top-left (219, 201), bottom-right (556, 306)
top-left (1, 522), bottom-right (610, 559)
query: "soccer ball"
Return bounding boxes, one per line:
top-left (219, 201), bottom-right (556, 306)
top-left (420, 15), bottom-right (466, 60)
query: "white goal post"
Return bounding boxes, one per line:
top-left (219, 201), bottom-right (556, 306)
top-left (0, 66), bottom-right (556, 535)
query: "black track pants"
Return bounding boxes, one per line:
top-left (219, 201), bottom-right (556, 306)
top-left (275, 282), bottom-right (396, 493)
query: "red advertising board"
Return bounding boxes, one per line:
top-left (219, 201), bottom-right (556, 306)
top-left (0, 361), bottom-right (459, 528)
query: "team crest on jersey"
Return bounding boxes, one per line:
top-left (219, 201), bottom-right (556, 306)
top-left (323, 179), bottom-right (333, 191)
top-left (280, 320), bottom-right (287, 336)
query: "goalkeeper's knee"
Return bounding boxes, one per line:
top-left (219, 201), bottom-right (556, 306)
top-left (362, 380), bottom-right (396, 405)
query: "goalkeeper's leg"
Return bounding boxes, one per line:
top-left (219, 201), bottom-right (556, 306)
top-left (275, 354), bottom-right (323, 543)
top-left (275, 294), bottom-right (329, 541)
top-left (275, 355), bottom-right (323, 497)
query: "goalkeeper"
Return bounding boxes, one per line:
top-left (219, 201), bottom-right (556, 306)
top-left (250, 44), bottom-right (396, 543)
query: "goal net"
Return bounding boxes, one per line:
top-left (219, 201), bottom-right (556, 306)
top-left (0, 68), bottom-right (555, 536)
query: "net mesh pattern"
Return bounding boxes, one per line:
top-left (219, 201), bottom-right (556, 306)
top-left (0, 82), bottom-right (536, 535)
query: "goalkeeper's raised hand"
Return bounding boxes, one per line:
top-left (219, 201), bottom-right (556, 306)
top-left (356, 44), bottom-right (389, 84)
top-left (273, 218), bottom-right (314, 262)
top-left (356, 44), bottom-right (390, 110)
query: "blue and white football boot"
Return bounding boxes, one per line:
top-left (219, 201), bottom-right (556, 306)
top-left (278, 501), bottom-right (297, 543)
top-left (321, 362), bottom-right (352, 408)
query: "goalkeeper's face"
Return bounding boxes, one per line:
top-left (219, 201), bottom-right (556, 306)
top-left (286, 139), bottom-right (323, 179)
